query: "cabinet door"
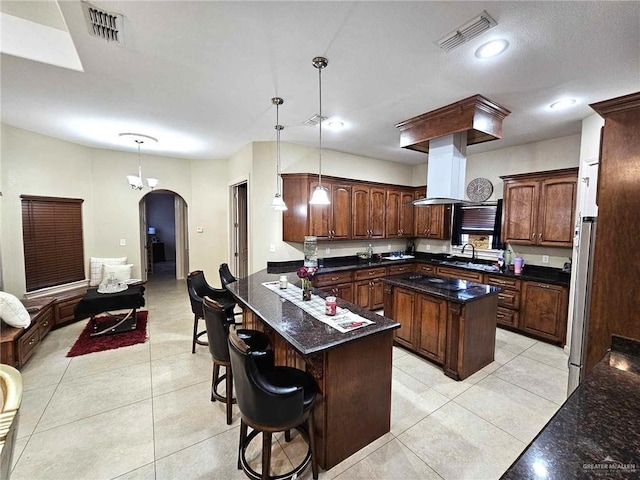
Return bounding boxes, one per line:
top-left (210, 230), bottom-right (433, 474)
top-left (393, 288), bottom-right (415, 348)
top-left (415, 294), bottom-right (447, 363)
top-left (413, 190), bottom-right (429, 237)
top-left (502, 179), bottom-right (538, 245)
top-left (385, 190), bottom-right (402, 238)
top-left (331, 184), bottom-right (352, 240)
top-left (537, 175), bottom-right (577, 247)
top-left (369, 187), bottom-right (386, 238)
top-left (309, 180), bottom-right (332, 239)
top-left (353, 280), bottom-right (371, 308)
top-left (352, 186), bottom-right (370, 239)
top-left (399, 191), bottom-right (415, 237)
top-left (370, 279), bottom-right (385, 310)
top-left (335, 283), bottom-right (353, 303)
top-left (521, 281), bottom-right (568, 344)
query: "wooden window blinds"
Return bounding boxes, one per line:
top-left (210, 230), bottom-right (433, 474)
top-left (21, 195), bottom-right (85, 291)
top-left (460, 204), bottom-right (498, 234)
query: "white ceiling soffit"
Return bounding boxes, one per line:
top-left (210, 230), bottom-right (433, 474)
top-left (0, 0), bottom-right (83, 72)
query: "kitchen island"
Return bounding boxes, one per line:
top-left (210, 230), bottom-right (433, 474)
top-left (225, 269), bottom-right (400, 471)
top-left (382, 272), bottom-right (500, 380)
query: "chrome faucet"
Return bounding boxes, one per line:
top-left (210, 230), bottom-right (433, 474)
top-left (461, 243), bottom-right (476, 260)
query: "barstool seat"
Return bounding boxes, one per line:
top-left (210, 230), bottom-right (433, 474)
top-left (229, 330), bottom-right (318, 480)
top-left (203, 297), bottom-right (270, 425)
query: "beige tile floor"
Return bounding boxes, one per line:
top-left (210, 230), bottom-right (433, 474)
top-left (10, 273), bottom-right (569, 480)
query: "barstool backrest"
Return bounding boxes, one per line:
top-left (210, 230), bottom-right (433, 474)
top-left (186, 270), bottom-right (206, 317)
top-left (219, 263), bottom-right (237, 288)
top-left (228, 330), bottom-right (304, 427)
top-left (202, 297), bottom-right (231, 363)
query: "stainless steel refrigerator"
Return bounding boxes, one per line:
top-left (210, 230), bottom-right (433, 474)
top-left (567, 216), bottom-right (597, 395)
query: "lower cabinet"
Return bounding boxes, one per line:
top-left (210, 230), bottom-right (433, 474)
top-left (385, 284), bottom-right (496, 380)
top-left (354, 279), bottom-right (385, 310)
top-left (318, 283), bottom-right (353, 303)
top-left (520, 281), bottom-right (568, 344)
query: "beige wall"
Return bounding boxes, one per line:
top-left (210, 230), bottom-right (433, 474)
top-left (1, 124), bottom-right (584, 296)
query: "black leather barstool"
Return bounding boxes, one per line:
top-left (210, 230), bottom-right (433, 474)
top-left (202, 297), bottom-right (270, 425)
top-left (187, 270), bottom-right (237, 354)
top-left (228, 329), bottom-right (318, 480)
top-left (219, 263), bottom-right (237, 288)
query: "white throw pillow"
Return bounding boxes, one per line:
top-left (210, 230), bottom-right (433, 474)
top-left (90, 257), bottom-right (127, 286)
top-left (0, 292), bottom-right (31, 328)
top-left (100, 264), bottom-right (134, 285)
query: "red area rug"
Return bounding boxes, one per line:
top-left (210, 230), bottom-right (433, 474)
top-left (66, 311), bottom-right (148, 357)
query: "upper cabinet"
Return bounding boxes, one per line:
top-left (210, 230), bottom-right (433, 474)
top-left (385, 189), bottom-right (414, 238)
top-left (501, 168), bottom-right (578, 247)
top-left (413, 189), bottom-right (452, 239)
top-left (352, 185), bottom-right (386, 239)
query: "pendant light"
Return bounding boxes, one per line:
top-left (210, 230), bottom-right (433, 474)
top-left (270, 97), bottom-right (288, 211)
top-left (309, 56), bottom-right (330, 205)
top-left (120, 133), bottom-right (158, 190)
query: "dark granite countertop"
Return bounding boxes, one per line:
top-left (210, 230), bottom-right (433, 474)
top-left (501, 335), bottom-right (640, 479)
top-left (226, 269), bottom-right (400, 356)
top-left (381, 272), bottom-right (500, 304)
top-left (267, 252), bottom-right (570, 287)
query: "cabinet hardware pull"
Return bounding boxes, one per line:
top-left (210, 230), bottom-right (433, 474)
top-left (532, 233), bottom-right (536, 239)
top-left (538, 233), bottom-right (542, 239)
top-left (331, 276), bottom-right (339, 280)
top-left (29, 338), bottom-right (37, 346)
top-left (538, 284), bottom-right (550, 288)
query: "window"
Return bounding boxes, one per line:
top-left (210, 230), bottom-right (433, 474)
top-left (21, 195), bottom-right (85, 291)
top-left (452, 200), bottom-right (504, 252)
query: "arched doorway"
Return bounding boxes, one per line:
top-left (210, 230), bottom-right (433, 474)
top-left (139, 190), bottom-right (189, 280)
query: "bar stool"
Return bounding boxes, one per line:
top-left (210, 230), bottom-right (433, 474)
top-left (186, 270), bottom-right (237, 354)
top-left (202, 297), bottom-right (270, 425)
top-left (219, 263), bottom-right (237, 288)
top-left (228, 329), bottom-right (318, 480)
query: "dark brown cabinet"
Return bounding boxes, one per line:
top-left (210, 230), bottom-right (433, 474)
top-left (413, 189), bottom-right (451, 239)
top-left (520, 281), bottom-right (568, 344)
top-left (486, 275), bottom-right (521, 329)
top-left (385, 189), bottom-right (414, 238)
top-left (309, 180), bottom-right (352, 240)
top-left (352, 185), bottom-right (386, 239)
top-left (415, 293), bottom-right (447, 363)
top-left (391, 287), bottom-right (416, 348)
top-left (353, 267), bottom-right (387, 310)
top-left (313, 270), bottom-right (353, 303)
top-left (501, 168), bottom-right (578, 247)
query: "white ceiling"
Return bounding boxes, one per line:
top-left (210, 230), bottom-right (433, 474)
top-left (2, 1), bottom-right (639, 165)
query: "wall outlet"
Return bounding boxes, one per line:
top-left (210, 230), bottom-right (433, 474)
top-left (442, 245), bottom-right (448, 252)
top-left (542, 255), bottom-right (549, 263)
top-left (269, 244), bottom-right (275, 253)
top-left (387, 244), bottom-right (392, 251)
top-left (196, 227), bottom-right (203, 233)
top-left (426, 244), bottom-right (431, 251)
top-left (325, 247), bottom-right (330, 254)
top-left (119, 239), bottom-right (126, 246)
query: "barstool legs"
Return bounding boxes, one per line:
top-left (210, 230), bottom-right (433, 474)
top-left (261, 431), bottom-right (272, 480)
top-left (308, 410), bottom-right (318, 480)
top-left (226, 367), bottom-right (234, 425)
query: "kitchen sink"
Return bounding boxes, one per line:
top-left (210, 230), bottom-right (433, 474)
top-left (381, 255), bottom-right (415, 260)
top-left (440, 260), bottom-right (500, 273)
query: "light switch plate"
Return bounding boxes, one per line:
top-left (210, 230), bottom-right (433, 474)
top-left (542, 255), bottom-right (549, 263)
top-left (120, 239), bottom-right (126, 246)
top-left (196, 227), bottom-right (203, 233)
top-left (269, 244), bottom-right (275, 253)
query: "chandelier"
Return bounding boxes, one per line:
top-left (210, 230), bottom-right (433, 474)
top-left (120, 133), bottom-right (159, 190)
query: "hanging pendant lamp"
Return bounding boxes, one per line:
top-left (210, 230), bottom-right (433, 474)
top-left (270, 97), bottom-right (288, 211)
top-left (309, 56), bottom-right (330, 205)
top-left (121, 133), bottom-right (158, 190)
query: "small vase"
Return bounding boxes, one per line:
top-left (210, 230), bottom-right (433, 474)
top-left (302, 279), bottom-right (312, 301)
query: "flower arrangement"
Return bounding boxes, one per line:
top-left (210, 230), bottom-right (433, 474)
top-left (297, 266), bottom-right (317, 301)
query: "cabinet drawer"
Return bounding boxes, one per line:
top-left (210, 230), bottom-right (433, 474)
top-left (388, 264), bottom-right (415, 276)
top-left (436, 266), bottom-right (485, 283)
top-left (486, 275), bottom-right (521, 291)
top-left (497, 307), bottom-right (519, 328)
top-left (318, 283), bottom-right (353, 303)
top-left (314, 271), bottom-right (353, 287)
top-left (497, 290), bottom-right (521, 310)
top-left (55, 293), bottom-right (84, 326)
top-left (415, 263), bottom-right (436, 275)
top-left (354, 267), bottom-right (388, 281)
top-left (38, 308), bottom-right (54, 338)
top-left (18, 325), bottom-right (40, 365)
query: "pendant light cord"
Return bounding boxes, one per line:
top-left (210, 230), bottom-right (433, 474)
top-left (136, 139), bottom-right (143, 181)
top-left (276, 103), bottom-right (281, 194)
top-left (318, 65), bottom-right (323, 187)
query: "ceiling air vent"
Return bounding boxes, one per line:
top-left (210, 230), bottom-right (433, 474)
top-left (437, 10), bottom-right (497, 52)
top-left (303, 114), bottom-right (328, 126)
top-left (82, 1), bottom-right (124, 43)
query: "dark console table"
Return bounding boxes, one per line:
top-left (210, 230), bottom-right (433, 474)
top-left (74, 285), bottom-right (145, 337)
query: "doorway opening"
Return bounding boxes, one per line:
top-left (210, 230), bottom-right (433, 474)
top-left (230, 180), bottom-right (249, 279)
top-left (140, 190), bottom-right (189, 281)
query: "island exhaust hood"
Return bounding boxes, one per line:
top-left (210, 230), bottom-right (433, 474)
top-left (396, 95), bottom-right (510, 205)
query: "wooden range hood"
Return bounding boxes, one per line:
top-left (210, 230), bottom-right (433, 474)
top-left (395, 94), bottom-right (511, 153)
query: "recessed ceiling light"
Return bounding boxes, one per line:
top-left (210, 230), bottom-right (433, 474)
top-left (326, 120), bottom-right (345, 131)
top-left (475, 39), bottom-right (509, 58)
top-left (549, 98), bottom-right (577, 110)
